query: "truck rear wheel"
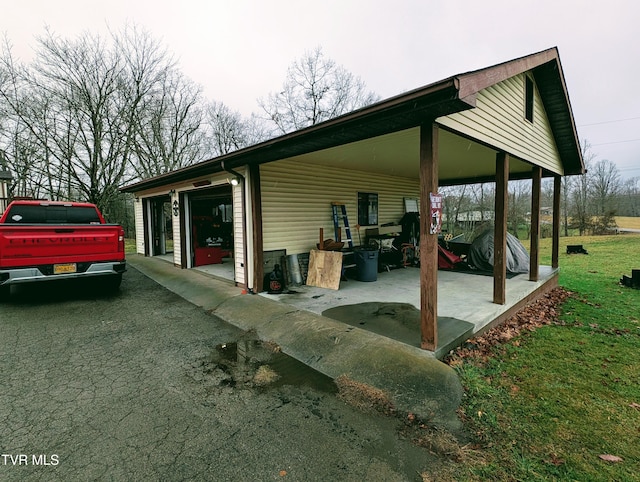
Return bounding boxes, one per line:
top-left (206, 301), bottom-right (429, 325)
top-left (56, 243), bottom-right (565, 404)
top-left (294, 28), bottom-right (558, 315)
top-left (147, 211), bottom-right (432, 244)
top-left (104, 274), bottom-right (123, 292)
top-left (0, 284), bottom-right (10, 301)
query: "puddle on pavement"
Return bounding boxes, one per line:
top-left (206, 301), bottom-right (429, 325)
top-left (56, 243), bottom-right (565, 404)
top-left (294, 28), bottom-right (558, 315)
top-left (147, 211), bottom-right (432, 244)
top-left (209, 338), bottom-right (337, 394)
top-left (198, 335), bottom-right (453, 478)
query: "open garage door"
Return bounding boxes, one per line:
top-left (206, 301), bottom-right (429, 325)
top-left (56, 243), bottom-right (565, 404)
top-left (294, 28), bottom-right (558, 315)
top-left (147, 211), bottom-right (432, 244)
top-left (187, 186), bottom-right (235, 281)
top-left (144, 195), bottom-right (173, 258)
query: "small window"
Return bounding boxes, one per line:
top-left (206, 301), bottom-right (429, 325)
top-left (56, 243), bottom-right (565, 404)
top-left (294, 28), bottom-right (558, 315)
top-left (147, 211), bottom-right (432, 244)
top-left (357, 192), bottom-right (378, 226)
top-left (525, 76), bottom-right (534, 123)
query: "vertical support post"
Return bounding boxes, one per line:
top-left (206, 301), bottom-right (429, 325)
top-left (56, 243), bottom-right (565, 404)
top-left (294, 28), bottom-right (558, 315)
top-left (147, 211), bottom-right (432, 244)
top-left (250, 163), bottom-right (264, 293)
top-left (552, 175), bottom-right (561, 269)
top-left (419, 122), bottom-right (439, 351)
top-left (493, 152), bottom-right (509, 305)
top-left (179, 192), bottom-right (187, 269)
top-left (529, 166), bottom-right (542, 281)
top-left (142, 198), bottom-right (151, 257)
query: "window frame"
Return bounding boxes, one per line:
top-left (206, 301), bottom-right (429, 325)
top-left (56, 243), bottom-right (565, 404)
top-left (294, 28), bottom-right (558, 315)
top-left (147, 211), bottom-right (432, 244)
top-left (524, 75), bottom-right (534, 123)
top-left (357, 192), bottom-right (378, 226)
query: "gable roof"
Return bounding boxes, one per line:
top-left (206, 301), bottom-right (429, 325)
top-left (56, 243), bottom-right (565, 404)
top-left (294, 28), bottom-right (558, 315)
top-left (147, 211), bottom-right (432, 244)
top-left (456, 48), bottom-right (582, 176)
top-left (123, 47), bottom-right (583, 193)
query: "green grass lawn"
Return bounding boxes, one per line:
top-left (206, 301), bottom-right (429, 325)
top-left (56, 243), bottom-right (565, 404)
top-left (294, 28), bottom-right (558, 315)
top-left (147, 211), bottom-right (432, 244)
top-left (124, 238), bottom-right (172, 255)
top-left (125, 238), bottom-right (137, 254)
top-left (448, 234), bottom-right (640, 481)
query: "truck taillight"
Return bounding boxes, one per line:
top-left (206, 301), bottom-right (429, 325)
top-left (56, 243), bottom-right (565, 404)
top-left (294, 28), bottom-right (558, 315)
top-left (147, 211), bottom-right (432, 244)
top-left (118, 229), bottom-right (125, 252)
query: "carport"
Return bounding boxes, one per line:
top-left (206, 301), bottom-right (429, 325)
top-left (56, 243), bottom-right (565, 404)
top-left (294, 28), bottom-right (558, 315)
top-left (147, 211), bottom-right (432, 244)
top-left (261, 263), bottom-right (557, 359)
top-left (123, 47), bottom-right (583, 354)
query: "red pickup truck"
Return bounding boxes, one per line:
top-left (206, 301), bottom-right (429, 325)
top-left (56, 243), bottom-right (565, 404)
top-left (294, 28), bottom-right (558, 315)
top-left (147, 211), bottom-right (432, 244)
top-left (0, 200), bottom-right (126, 299)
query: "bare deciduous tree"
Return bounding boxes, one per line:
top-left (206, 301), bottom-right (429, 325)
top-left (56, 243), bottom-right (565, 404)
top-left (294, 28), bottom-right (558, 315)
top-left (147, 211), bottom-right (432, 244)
top-left (0, 41), bottom-right (52, 199)
top-left (131, 69), bottom-right (204, 178)
top-left (571, 166), bottom-right (592, 235)
top-left (0, 26), bottom-right (203, 215)
top-left (204, 101), bottom-right (247, 157)
top-left (258, 47), bottom-right (380, 134)
top-left (568, 140), bottom-right (608, 235)
top-left (560, 175), bottom-right (574, 236)
top-left (508, 180), bottom-right (530, 238)
top-left (588, 158), bottom-right (621, 234)
top-left (618, 177), bottom-right (640, 216)
top-left (440, 185), bottom-right (473, 235)
top-left (589, 158), bottom-right (621, 215)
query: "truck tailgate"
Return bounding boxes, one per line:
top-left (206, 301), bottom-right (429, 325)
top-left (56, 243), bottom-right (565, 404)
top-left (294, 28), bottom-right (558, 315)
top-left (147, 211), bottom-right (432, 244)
top-left (0, 225), bottom-right (124, 267)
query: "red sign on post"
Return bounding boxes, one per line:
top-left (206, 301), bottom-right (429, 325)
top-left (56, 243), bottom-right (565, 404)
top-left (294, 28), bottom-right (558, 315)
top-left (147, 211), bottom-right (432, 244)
top-left (429, 192), bottom-right (443, 235)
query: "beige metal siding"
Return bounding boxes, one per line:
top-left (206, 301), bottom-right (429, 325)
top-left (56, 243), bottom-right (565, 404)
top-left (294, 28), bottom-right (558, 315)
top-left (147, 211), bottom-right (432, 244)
top-left (134, 199), bottom-right (145, 254)
top-left (233, 180), bottom-right (245, 286)
top-left (261, 159), bottom-right (419, 254)
top-left (438, 73), bottom-right (563, 174)
top-left (171, 192), bottom-right (181, 266)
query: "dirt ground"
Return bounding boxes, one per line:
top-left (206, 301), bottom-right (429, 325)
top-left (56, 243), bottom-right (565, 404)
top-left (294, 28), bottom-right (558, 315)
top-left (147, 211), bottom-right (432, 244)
top-left (0, 267), bottom-right (462, 481)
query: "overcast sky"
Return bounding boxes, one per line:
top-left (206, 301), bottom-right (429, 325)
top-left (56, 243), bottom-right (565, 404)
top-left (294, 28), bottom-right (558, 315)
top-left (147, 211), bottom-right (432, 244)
top-left (3, 0), bottom-right (639, 178)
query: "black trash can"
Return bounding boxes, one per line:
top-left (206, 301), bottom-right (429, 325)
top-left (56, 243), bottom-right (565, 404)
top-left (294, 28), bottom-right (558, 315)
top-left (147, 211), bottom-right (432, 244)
top-left (354, 247), bottom-right (379, 282)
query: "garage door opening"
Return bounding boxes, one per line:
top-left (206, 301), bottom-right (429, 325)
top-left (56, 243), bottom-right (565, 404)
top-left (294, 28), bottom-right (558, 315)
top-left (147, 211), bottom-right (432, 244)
top-left (149, 195), bottom-right (173, 260)
top-left (189, 186), bottom-right (235, 281)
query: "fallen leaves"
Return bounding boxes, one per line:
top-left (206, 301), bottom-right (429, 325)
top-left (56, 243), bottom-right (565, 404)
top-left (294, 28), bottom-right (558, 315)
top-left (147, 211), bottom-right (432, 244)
top-left (335, 375), bottom-right (396, 415)
top-left (598, 454), bottom-right (623, 463)
top-left (545, 453), bottom-right (565, 466)
top-left (445, 287), bottom-right (573, 364)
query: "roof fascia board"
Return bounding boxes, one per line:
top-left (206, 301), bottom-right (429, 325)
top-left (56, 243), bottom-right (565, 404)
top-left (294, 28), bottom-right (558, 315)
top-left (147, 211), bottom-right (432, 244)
top-left (122, 47), bottom-right (584, 193)
top-left (123, 80), bottom-right (477, 193)
top-left (456, 47), bottom-right (559, 99)
top-left (454, 46), bottom-right (584, 176)
top-left (532, 61), bottom-right (584, 175)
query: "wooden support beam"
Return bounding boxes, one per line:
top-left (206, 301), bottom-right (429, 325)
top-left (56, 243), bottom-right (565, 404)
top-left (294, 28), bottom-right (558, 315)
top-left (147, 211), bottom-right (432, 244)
top-left (142, 199), bottom-right (150, 257)
top-left (529, 166), bottom-right (542, 281)
top-left (179, 193), bottom-right (187, 269)
top-left (419, 123), bottom-right (439, 351)
top-left (493, 152), bottom-right (509, 305)
top-left (250, 164), bottom-right (264, 293)
top-left (552, 175), bottom-right (561, 269)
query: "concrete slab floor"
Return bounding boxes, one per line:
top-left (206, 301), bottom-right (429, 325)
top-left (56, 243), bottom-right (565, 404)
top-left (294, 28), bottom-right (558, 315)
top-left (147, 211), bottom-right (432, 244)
top-left (261, 265), bottom-right (558, 353)
top-left (135, 254), bottom-right (557, 357)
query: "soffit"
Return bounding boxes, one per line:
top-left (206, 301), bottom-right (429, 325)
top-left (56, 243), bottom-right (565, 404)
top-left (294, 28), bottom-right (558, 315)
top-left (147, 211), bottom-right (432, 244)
top-left (286, 127), bottom-right (533, 184)
top-left (123, 48), bottom-right (578, 193)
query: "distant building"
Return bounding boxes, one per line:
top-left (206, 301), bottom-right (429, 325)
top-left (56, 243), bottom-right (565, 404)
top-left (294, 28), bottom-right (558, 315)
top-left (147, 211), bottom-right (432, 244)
top-left (0, 170), bottom-right (12, 214)
top-left (456, 211), bottom-right (495, 224)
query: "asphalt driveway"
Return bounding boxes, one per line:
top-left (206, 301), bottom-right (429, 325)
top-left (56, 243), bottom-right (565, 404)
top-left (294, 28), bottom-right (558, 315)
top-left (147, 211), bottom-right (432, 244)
top-left (0, 267), bottom-right (434, 481)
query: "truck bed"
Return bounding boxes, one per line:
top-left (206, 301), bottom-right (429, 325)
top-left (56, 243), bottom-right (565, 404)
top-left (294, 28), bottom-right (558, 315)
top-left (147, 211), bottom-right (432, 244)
top-left (0, 224), bottom-right (125, 268)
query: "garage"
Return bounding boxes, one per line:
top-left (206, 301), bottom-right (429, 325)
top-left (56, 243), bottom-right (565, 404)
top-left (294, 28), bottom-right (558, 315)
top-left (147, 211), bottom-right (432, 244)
top-left (188, 185), bottom-right (235, 279)
top-left (134, 171), bottom-right (246, 286)
top-left (124, 48), bottom-right (584, 352)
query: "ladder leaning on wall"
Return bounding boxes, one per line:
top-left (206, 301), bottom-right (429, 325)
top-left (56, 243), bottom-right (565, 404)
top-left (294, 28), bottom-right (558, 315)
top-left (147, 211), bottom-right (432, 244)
top-left (331, 202), bottom-right (354, 249)
top-left (330, 202), bottom-right (356, 273)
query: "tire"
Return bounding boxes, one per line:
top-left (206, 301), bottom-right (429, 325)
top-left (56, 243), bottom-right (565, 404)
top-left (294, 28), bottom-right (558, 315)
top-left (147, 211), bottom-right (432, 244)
top-left (103, 274), bottom-right (123, 293)
top-left (0, 284), bottom-right (10, 302)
